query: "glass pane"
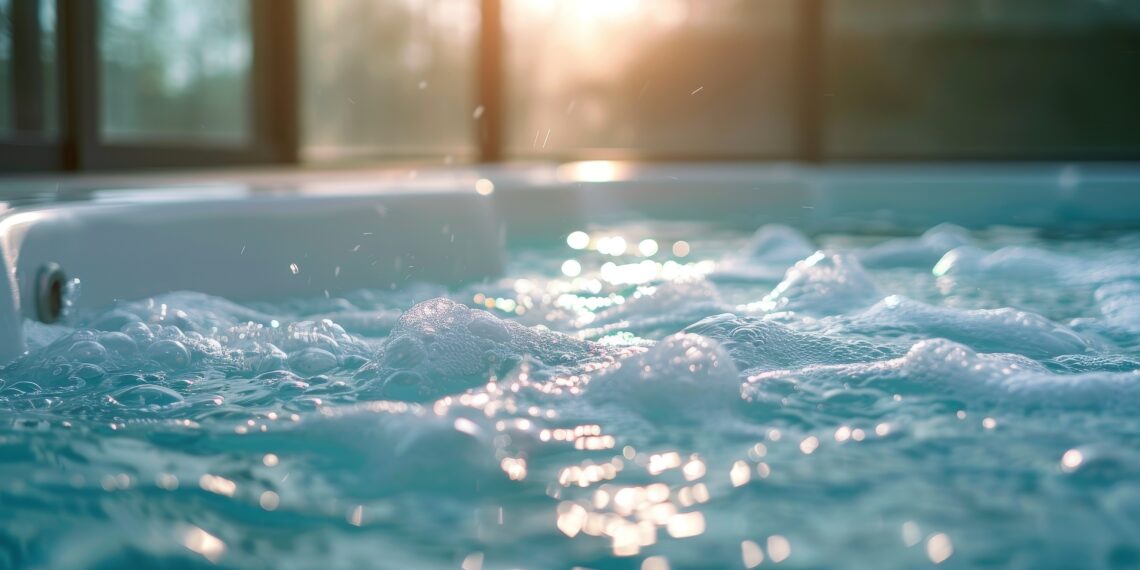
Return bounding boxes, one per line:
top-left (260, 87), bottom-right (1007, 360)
top-left (39, 0), bottom-right (57, 135)
top-left (299, 0), bottom-right (478, 163)
top-left (504, 0), bottom-right (796, 158)
top-left (825, 0), bottom-right (1140, 158)
top-left (99, 0), bottom-right (252, 144)
top-left (0, 0), bottom-right (10, 134)
top-left (0, 0), bottom-right (57, 137)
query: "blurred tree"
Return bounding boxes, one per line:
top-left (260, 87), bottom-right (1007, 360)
top-left (825, 0), bottom-right (1140, 158)
top-left (100, 0), bottom-right (251, 143)
top-left (300, 0), bottom-right (476, 162)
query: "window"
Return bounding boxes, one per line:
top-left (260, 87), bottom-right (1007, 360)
top-left (299, 0), bottom-right (479, 163)
top-left (2, 0), bottom-right (1139, 173)
top-left (503, 0), bottom-right (797, 159)
top-left (824, 0), bottom-right (1140, 159)
top-left (0, 0), bottom-right (293, 173)
top-left (99, 0), bottom-right (253, 145)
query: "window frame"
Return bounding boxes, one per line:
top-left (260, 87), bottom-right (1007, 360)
top-left (0, 0), bottom-right (296, 174)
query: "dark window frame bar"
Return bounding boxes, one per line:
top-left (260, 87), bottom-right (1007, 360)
top-left (795, 0), bottom-right (824, 164)
top-left (476, 0), bottom-right (502, 163)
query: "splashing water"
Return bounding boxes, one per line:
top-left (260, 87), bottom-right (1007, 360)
top-left (1, 223), bottom-right (1139, 569)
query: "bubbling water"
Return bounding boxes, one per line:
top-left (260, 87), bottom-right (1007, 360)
top-left (0, 223), bottom-right (1138, 570)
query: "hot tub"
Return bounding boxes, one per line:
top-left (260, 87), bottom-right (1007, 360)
top-left (4, 162), bottom-right (1136, 362)
top-left (0, 163), bottom-right (1138, 569)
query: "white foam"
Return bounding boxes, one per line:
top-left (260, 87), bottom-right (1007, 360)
top-left (713, 224), bottom-right (816, 281)
top-left (748, 251), bottom-right (881, 315)
top-left (587, 333), bottom-right (740, 424)
top-left (747, 338), bottom-right (1140, 411)
top-left (830, 295), bottom-right (1095, 358)
top-left (588, 278), bottom-right (728, 338)
top-left (859, 223), bottom-right (970, 268)
top-left (684, 312), bottom-right (898, 374)
top-left (1095, 281), bottom-right (1140, 335)
top-left (934, 244), bottom-right (1140, 284)
top-left (356, 298), bottom-right (610, 401)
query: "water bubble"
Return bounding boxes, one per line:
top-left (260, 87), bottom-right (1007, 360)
top-left (113, 385), bottom-right (185, 407)
top-left (2, 381), bottom-right (42, 395)
top-left (91, 310), bottom-right (141, 332)
top-left (286, 396), bottom-right (324, 412)
top-left (466, 313), bottom-right (512, 342)
top-left (372, 370), bottom-right (426, 400)
top-left (146, 339), bottom-right (191, 369)
top-left (289, 347), bottom-right (338, 375)
top-left (70, 363), bottom-right (105, 381)
top-left (121, 321), bottom-right (154, 343)
top-left (67, 340), bottom-right (107, 363)
top-left (275, 378), bottom-right (310, 396)
top-left (384, 336), bottom-right (426, 369)
top-left (341, 354), bottom-right (369, 370)
top-left (256, 370), bottom-right (305, 384)
top-left (98, 332), bottom-right (138, 356)
top-left (256, 348), bottom-right (289, 374)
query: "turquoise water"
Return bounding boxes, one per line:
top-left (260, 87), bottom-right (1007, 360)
top-left (2, 223), bottom-right (1139, 569)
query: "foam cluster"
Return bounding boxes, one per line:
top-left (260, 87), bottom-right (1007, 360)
top-left (684, 313), bottom-right (898, 374)
top-left (713, 224), bottom-right (816, 281)
top-left (0, 294), bottom-right (377, 418)
top-left (746, 338), bottom-right (1140, 412)
top-left (756, 250), bottom-right (881, 315)
top-left (356, 298), bottom-right (610, 401)
top-left (586, 333), bottom-right (741, 425)
top-left (830, 294), bottom-right (1094, 358)
top-left (858, 223), bottom-right (970, 268)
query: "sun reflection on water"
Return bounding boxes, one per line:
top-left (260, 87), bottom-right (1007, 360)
top-left (182, 526), bottom-right (226, 563)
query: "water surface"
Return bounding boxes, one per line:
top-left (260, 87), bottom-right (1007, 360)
top-left (2, 223), bottom-right (1138, 569)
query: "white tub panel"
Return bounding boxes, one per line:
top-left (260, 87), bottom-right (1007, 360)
top-left (0, 191), bottom-right (502, 363)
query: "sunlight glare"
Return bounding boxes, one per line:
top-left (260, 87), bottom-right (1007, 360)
top-left (558, 160), bottom-right (622, 182)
